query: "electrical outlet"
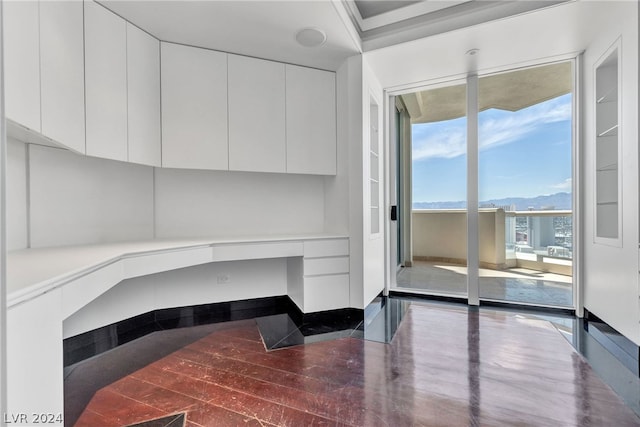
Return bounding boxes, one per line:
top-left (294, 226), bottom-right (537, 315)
top-left (217, 274), bottom-right (231, 284)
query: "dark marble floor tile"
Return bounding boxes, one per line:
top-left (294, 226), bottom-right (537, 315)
top-left (124, 413), bottom-right (185, 427)
top-left (358, 297), bottom-right (411, 343)
top-left (255, 312), bottom-right (363, 350)
top-left (297, 308), bottom-right (363, 332)
top-left (254, 296), bottom-right (406, 352)
top-left (587, 319), bottom-right (639, 375)
top-left (255, 313), bottom-right (303, 349)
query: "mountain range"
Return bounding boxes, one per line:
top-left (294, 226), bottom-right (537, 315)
top-left (413, 192), bottom-right (572, 210)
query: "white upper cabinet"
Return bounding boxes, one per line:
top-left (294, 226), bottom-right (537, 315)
top-left (161, 42), bottom-right (228, 170)
top-left (228, 55), bottom-right (286, 173)
top-left (84, 0), bottom-right (128, 162)
top-left (3, 0), bottom-right (41, 132)
top-left (285, 65), bottom-right (337, 175)
top-left (127, 24), bottom-right (161, 167)
top-left (40, 0), bottom-right (86, 154)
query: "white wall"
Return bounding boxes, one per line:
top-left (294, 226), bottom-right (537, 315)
top-left (63, 258), bottom-right (288, 338)
top-left (29, 144), bottom-right (154, 247)
top-left (7, 138), bottom-right (27, 250)
top-left (154, 167), bottom-right (325, 239)
top-left (583, 2), bottom-right (639, 344)
top-left (8, 141), bottom-right (155, 250)
top-left (7, 143), bottom-right (328, 249)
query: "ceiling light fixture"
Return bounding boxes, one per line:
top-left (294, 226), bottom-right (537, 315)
top-left (295, 28), bottom-right (327, 48)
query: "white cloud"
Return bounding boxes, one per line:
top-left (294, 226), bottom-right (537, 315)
top-left (550, 178), bottom-right (572, 190)
top-left (412, 95), bottom-right (571, 161)
top-left (412, 127), bottom-right (466, 160)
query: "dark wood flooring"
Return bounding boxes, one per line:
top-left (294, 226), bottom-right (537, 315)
top-left (74, 304), bottom-right (640, 426)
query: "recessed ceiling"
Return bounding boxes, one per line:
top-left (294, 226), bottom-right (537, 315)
top-left (347, 0), bottom-right (470, 33)
top-left (344, 0), bottom-right (568, 51)
top-left (99, 0), bottom-right (361, 71)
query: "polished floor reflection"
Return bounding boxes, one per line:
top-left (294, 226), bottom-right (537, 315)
top-left (73, 302), bottom-right (639, 426)
top-left (397, 260), bottom-right (572, 307)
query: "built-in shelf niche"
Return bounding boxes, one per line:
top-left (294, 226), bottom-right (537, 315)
top-left (370, 97), bottom-right (380, 235)
top-left (594, 41), bottom-right (621, 243)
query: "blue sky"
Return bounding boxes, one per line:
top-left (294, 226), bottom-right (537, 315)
top-left (412, 93), bottom-right (572, 203)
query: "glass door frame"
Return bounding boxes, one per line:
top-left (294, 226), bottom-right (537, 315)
top-left (384, 56), bottom-right (581, 313)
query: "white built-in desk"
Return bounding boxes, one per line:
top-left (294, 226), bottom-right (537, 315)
top-left (6, 235), bottom-right (349, 425)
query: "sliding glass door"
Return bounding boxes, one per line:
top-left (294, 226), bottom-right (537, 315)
top-left (394, 60), bottom-right (575, 309)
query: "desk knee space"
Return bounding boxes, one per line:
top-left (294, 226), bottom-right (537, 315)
top-left (6, 235), bottom-right (350, 423)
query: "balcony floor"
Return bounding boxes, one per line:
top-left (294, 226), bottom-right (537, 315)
top-left (396, 260), bottom-right (573, 308)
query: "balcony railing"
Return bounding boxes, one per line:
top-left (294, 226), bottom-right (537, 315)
top-left (412, 208), bottom-right (572, 276)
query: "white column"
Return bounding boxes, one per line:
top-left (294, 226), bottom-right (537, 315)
top-left (467, 73), bottom-right (480, 306)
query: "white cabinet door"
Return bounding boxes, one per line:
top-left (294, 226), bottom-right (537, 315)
top-left (40, 0), bottom-right (86, 154)
top-left (3, 0), bottom-right (40, 132)
top-left (127, 23), bottom-right (161, 167)
top-left (161, 42), bottom-right (228, 170)
top-left (286, 65), bottom-right (336, 175)
top-left (84, 0), bottom-right (128, 162)
top-left (228, 55), bottom-right (286, 173)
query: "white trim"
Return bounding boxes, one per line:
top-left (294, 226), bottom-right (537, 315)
top-left (0, 0), bottom-right (7, 419)
top-left (329, 0), bottom-right (364, 53)
top-left (574, 55), bottom-right (584, 317)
